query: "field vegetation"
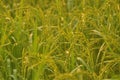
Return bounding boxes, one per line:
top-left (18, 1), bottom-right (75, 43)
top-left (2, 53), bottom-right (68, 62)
top-left (0, 0), bottom-right (120, 80)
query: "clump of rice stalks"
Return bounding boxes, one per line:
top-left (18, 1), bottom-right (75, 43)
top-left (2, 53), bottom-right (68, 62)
top-left (0, 0), bottom-right (120, 80)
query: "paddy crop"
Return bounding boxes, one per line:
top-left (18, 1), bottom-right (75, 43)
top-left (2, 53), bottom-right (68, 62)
top-left (0, 0), bottom-right (120, 80)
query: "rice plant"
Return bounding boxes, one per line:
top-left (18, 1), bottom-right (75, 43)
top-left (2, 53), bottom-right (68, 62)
top-left (0, 0), bottom-right (120, 80)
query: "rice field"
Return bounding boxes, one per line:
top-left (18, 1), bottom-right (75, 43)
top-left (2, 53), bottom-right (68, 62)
top-left (0, 0), bottom-right (120, 80)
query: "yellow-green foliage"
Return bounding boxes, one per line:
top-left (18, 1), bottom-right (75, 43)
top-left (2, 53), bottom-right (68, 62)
top-left (0, 0), bottom-right (120, 80)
